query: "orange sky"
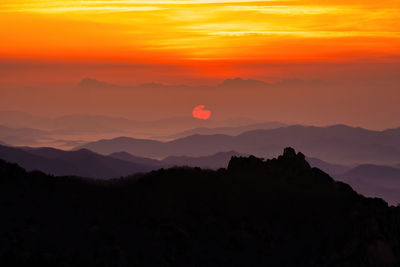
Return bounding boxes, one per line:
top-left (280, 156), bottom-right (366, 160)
top-left (1, 0), bottom-right (399, 68)
top-left (0, 0), bottom-right (400, 129)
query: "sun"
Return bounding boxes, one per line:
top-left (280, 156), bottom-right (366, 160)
top-left (192, 105), bottom-right (211, 120)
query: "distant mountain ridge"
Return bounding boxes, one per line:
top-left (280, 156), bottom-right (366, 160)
top-left (163, 151), bottom-right (247, 169)
top-left (0, 125), bottom-right (49, 146)
top-left (338, 164), bottom-right (400, 205)
top-left (77, 124), bottom-right (400, 165)
top-left (76, 77), bottom-right (324, 90)
top-left (306, 157), bottom-right (352, 176)
top-left (77, 77), bottom-right (120, 89)
top-left (0, 144), bottom-right (153, 179)
top-left (109, 151), bottom-right (164, 167)
top-left (110, 150), bottom-right (246, 169)
top-left (218, 77), bottom-right (267, 88)
top-left (0, 144), bottom-right (249, 178)
top-left (306, 158), bottom-right (400, 205)
top-left (159, 121), bottom-right (287, 139)
top-left (0, 110), bottom-right (269, 139)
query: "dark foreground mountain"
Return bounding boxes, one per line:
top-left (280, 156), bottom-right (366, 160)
top-left (1, 148), bottom-right (399, 266)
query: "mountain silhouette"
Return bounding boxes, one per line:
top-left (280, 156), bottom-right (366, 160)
top-left (0, 148), bottom-right (399, 266)
top-left (77, 124), bottom-right (400, 165)
top-left (0, 144), bottom-right (153, 179)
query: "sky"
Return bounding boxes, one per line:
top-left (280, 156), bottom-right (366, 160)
top-left (0, 0), bottom-right (399, 128)
top-left (1, 1), bottom-right (399, 75)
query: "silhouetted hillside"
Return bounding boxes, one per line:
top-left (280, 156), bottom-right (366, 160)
top-left (1, 148), bottom-right (400, 266)
top-left (0, 145), bottom-right (153, 179)
top-left (77, 124), bottom-right (400, 164)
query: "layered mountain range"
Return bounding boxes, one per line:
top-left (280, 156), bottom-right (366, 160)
top-left (1, 142), bottom-right (400, 205)
top-left (77, 124), bottom-right (400, 165)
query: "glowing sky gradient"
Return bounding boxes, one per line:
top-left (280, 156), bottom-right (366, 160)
top-left (1, 0), bottom-right (399, 129)
top-left (1, 0), bottom-right (399, 64)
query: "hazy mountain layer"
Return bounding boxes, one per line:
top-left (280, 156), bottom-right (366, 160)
top-left (339, 164), bottom-right (400, 206)
top-left (159, 121), bottom-right (286, 139)
top-left (0, 111), bottom-right (285, 147)
top-left (0, 145), bottom-right (152, 179)
top-left (77, 124), bottom-right (400, 165)
top-left (1, 143), bottom-right (400, 204)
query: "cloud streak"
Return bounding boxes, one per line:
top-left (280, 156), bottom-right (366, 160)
top-left (0, 0), bottom-right (399, 62)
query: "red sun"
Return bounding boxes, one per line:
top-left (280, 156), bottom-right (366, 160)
top-left (192, 105), bottom-right (211, 120)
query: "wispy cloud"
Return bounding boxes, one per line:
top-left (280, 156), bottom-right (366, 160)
top-left (1, 0), bottom-right (399, 61)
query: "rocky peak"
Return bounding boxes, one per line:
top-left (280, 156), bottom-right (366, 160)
top-left (283, 147), bottom-right (296, 158)
top-left (228, 147), bottom-right (310, 173)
